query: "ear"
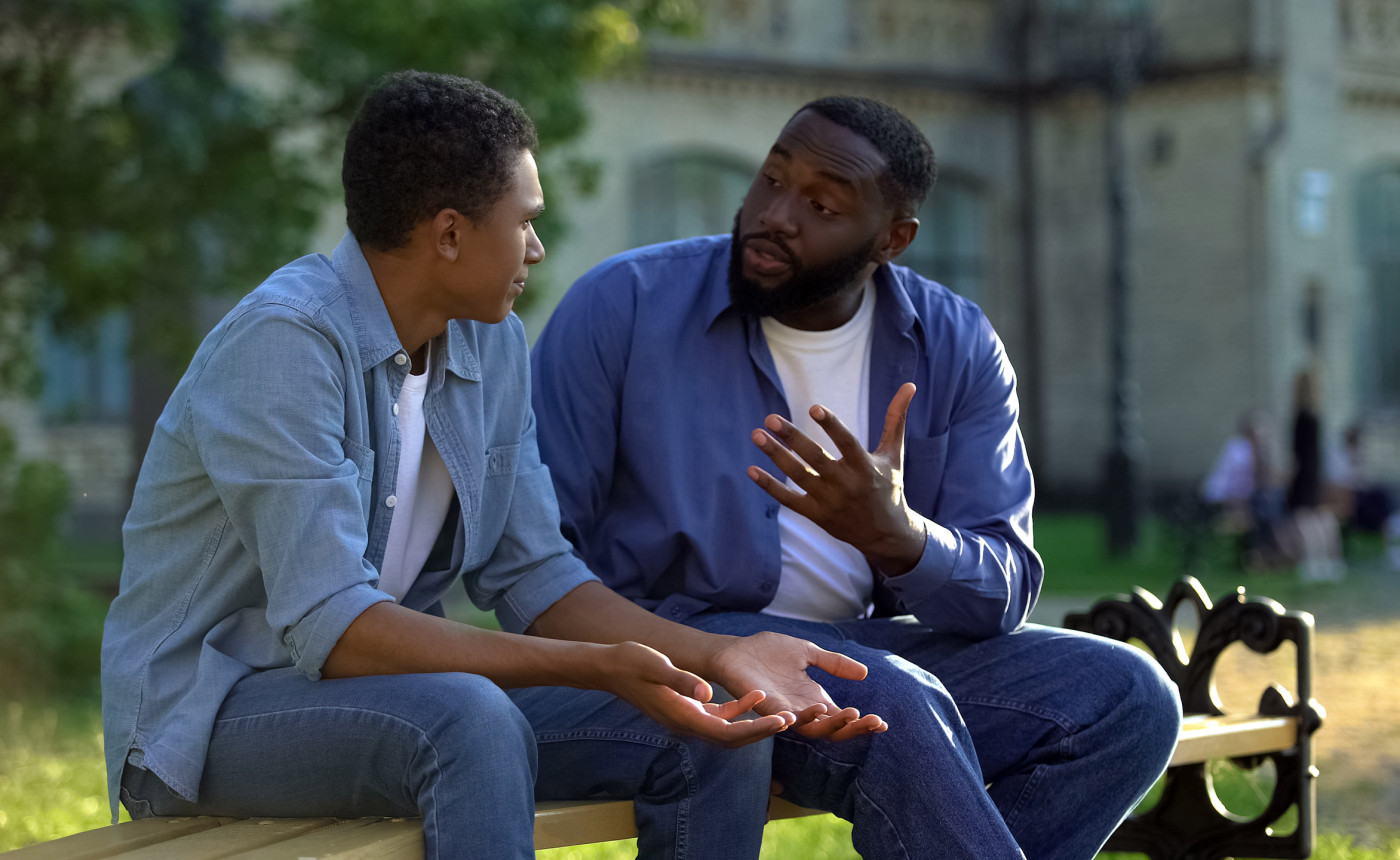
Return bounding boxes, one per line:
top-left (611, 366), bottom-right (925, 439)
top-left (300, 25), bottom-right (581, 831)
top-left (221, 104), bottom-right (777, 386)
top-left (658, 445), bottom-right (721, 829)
top-left (432, 209), bottom-right (464, 263)
top-left (873, 217), bottom-right (919, 265)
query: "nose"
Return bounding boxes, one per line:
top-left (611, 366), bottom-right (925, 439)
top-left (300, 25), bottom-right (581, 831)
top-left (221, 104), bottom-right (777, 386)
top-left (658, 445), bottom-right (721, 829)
top-left (526, 224), bottom-right (545, 264)
top-left (757, 191), bottom-right (798, 238)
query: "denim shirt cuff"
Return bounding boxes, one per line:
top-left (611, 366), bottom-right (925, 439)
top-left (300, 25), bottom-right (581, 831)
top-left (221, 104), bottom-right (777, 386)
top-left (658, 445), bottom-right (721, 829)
top-left (292, 583), bottom-right (395, 680)
top-left (879, 520), bottom-right (960, 611)
top-left (495, 556), bottom-right (601, 634)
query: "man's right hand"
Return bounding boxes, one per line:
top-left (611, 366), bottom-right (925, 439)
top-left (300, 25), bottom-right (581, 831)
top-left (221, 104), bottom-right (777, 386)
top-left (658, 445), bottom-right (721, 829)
top-left (709, 632), bottom-right (888, 742)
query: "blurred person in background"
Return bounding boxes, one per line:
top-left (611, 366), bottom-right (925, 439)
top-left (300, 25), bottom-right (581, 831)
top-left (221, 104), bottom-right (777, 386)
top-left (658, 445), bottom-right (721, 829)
top-left (1287, 369), bottom-right (1345, 582)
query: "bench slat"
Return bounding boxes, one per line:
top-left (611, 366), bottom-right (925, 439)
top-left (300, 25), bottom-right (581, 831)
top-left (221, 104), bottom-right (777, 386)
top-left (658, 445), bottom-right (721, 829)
top-left (2, 817), bottom-right (238, 860)
top-left (1170, 714), bottom-right (1297, 767)
top-left (102, 818), bottom-right (340, 859)
top-left (231, 818), bottom-right (422, 860)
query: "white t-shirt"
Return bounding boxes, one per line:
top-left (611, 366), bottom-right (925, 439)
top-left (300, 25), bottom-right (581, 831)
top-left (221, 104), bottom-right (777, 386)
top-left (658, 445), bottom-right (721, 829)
top-left (378, 344), bottom-right (455, 601)
top-left (758, 282), bottom-right (877, 622)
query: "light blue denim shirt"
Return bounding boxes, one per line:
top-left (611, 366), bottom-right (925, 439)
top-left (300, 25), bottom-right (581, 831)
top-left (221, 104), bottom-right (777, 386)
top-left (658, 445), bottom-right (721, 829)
top-left (101, 232), bottom-right (597, 818)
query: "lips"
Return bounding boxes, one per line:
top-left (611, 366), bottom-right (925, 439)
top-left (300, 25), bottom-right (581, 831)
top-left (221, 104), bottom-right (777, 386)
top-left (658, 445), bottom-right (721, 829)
top-left (743, 237), bottom-right (792, 277)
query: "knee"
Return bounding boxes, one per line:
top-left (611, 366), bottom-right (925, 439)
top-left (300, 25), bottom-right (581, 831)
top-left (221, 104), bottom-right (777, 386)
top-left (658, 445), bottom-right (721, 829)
top-left (1103, 644), bottom-right (1182, 765)
top-left (403, 673), bottom-right (536, 782)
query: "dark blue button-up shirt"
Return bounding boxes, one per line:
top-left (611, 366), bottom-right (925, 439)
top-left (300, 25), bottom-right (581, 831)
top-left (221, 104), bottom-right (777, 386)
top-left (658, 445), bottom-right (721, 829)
top-left (531, 235), bottom-right (1042, 640)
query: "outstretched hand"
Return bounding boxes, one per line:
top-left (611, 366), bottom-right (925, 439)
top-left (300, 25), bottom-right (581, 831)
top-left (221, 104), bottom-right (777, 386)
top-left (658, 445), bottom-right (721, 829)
top-left (748, 382), bottom-right (926, 576)
top-left (599, 641), bottom-right (793, 748)
top-left (710, 632), bottom-right (887, 741)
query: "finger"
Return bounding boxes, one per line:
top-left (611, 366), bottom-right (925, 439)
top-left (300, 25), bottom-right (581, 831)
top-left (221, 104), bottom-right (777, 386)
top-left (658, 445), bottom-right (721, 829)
top-left (659, 690), bottom-right (789, 746)
top-left (805, 646), bottom-right (869, 681)
top-left (763, 414), bottom-right (837, 472)
top-left (793, 707), bottom-right (862, 740)
top-left (657, 664), bottom-right (713, 703)
top-left (824, 713), bottom-right (888, 743)
top-left (787, 702), bottom-right (829, 728)
top-left (874, 382), bottom-right (917, 459)
top-left (705, 690), bottom-right (770, 720)
top-left (806, 403), bottom-right (868, 462)
top-left (746, 465), bottom-right (818, 516)
top-left (751, 428), bottom-right (823, 493)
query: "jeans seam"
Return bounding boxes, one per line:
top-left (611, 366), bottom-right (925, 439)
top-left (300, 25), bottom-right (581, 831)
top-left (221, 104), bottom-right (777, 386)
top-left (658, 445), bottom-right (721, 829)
top-left (959, 695), bottom-right (1082, 735)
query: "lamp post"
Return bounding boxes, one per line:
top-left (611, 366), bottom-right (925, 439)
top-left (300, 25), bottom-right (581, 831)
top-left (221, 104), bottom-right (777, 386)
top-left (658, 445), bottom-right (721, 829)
top-left (1048, 0), bottom-right (1155, 555)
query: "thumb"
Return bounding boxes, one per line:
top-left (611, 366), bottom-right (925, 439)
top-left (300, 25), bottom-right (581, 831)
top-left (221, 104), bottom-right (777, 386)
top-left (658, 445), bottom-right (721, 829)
top-left (807, 645), bottom-right (868, 681)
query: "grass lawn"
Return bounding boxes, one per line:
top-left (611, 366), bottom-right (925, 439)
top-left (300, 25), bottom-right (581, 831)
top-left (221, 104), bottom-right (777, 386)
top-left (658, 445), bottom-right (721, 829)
top-left (3, 515), bottom-right (1398, 857)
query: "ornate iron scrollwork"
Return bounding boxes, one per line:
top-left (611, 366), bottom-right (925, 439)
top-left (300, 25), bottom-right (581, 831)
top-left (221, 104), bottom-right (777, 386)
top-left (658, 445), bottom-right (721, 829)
top-left (1064, 577), bottom-right (1325, 860)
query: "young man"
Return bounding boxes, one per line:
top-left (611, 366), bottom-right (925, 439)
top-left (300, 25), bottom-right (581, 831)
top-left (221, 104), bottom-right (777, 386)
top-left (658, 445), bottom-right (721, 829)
top-left (101, 72), bottom-right (882, 859)
top-left (531, 97), bottom-right (1183, 859)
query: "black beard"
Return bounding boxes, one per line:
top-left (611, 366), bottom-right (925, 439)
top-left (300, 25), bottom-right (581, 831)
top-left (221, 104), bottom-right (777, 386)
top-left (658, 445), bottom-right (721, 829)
top-left (727, 213), bottom-right (877, 319)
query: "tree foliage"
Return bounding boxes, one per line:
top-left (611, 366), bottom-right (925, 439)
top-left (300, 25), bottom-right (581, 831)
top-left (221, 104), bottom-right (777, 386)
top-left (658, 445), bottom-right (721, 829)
top-left (0, 0), bottom-right (698, 381)
top-left (0, 0), bottom-right (697, 692)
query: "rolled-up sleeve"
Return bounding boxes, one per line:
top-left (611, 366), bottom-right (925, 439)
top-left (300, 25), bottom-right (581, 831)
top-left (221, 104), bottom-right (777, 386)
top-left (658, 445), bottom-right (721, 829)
top-left (186, 303), bottom-right (392, 679)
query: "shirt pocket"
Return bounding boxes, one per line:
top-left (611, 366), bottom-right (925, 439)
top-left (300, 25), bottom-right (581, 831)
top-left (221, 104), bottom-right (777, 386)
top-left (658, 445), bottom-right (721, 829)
top-left (342, 438), bottom-right (376, 521)
top-left (904, 431), bottom-right (950, 512)
top-left (485, 443), bottom-right (520, 479)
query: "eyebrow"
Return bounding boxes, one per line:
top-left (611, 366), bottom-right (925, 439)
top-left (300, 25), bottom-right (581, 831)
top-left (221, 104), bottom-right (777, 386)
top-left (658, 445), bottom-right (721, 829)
top-left (768, 143), bottom-right (857, 192)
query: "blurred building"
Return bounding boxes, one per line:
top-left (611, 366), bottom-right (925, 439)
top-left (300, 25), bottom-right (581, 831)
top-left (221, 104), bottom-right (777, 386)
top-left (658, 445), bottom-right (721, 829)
top-left (525, 0), bottom-right (1400, 504)
top-left (15, 0), bottom-right (1400, 535)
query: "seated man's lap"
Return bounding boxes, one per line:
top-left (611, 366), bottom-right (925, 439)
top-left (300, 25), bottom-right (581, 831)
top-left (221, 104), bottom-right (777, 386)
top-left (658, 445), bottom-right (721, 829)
top-left (689, 612), bottom-right (1177, 784)
top-left (124, 669), bottom-right (536, 820)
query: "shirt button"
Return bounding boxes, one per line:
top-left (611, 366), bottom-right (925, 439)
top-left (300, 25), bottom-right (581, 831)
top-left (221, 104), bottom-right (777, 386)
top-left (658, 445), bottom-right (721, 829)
top-left (765, 506), bottom-right (778, 519)
top-left (385, 495), bottom-right (397, 508)
top-left (392, 403), bottom-right (400, 416)
top-left (759, 581), bottom-right (775, 593)
top-left (394, 352), bottom-right (408, 366)
top-left (670, 607), bottom-right (682, 618)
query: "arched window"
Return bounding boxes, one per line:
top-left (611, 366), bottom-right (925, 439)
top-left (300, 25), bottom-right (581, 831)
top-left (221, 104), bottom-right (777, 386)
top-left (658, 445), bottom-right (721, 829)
top-left (898, 173), bottom-right (987, 305)
top-left (1355, 166), bottom-right (1400, 407)
top-left (630, 152), bottom-right (756, 248)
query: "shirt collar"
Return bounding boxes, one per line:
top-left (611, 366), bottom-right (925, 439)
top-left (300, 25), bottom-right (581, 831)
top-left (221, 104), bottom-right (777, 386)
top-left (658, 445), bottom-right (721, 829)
top-left (331, 231), bottom-right (481, 381)
top-left (703, 238), bottom-right (920, 339)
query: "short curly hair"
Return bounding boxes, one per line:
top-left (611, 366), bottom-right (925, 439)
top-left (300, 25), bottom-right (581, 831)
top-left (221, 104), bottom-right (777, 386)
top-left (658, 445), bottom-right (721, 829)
top-left (343, 71), bottom-right (538, 251)
top-left (794, 96), bottom-right (936, 215)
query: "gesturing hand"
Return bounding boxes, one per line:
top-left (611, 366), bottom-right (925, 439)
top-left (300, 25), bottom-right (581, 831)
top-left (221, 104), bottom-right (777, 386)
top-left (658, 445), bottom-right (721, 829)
top-left (599, 641), bottom-right (793, 748)
top-left (710, 632), bottom-right (887, 742)
top-left (747, 382), bottom-right (927, 575)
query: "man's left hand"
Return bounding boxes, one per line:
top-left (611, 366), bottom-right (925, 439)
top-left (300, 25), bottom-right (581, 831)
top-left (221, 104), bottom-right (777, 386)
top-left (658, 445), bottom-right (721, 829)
top-left (747, 381), bottom-right (927, 576)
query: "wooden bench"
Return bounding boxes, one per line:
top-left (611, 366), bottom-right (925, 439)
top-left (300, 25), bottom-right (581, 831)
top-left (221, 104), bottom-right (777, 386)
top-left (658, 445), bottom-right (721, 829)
top-left (5, 577), bottom-right (1323, 860)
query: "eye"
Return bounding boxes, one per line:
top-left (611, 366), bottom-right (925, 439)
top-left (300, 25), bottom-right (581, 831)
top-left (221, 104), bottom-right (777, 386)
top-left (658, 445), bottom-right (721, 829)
top-left (762, 172), bottom-right (782, 189)
top-left (811, 200), bottom-right (837, 216)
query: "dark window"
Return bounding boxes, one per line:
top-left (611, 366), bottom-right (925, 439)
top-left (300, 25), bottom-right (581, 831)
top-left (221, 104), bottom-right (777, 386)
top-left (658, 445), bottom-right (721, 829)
top-left (38, 311), bottom-right (130, 423)
top-left (897, 173), bottom-right (987, 305)
top-left (630, 152), bottom-right (756, 248)
top-left (1355, 167), bottom-right (1400, 407)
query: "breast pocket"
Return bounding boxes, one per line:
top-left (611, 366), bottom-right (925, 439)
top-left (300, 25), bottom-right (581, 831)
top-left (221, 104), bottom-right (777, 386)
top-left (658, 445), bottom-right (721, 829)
top-left (904, 431), bottom-right (950, 513)
top-left (485, 443), bottom-right (520, 479)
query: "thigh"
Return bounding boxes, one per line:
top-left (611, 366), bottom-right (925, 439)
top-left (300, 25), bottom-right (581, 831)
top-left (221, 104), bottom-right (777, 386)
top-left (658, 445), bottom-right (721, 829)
top-left (128, 668), bottom-right (531, 819)
top-left (844, 618), bottom-right (1169, 781)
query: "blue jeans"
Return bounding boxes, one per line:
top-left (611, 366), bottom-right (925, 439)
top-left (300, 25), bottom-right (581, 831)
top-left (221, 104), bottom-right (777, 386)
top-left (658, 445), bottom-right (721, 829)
top-left (689, 614), bottom-right (1182, 860)
top-left (118, 668), bottom-right (772, 859)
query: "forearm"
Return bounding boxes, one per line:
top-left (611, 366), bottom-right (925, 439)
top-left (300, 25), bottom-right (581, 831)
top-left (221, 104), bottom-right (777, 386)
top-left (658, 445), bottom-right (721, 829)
top-left (527, 581), bottom-right (735, 679)
top-left (323, 600), bottom-right (615, 689)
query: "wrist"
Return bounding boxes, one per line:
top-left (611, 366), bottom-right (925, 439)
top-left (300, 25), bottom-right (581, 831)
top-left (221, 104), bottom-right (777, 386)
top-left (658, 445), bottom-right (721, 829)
top-left (866, 513), bottom-right (928, 577)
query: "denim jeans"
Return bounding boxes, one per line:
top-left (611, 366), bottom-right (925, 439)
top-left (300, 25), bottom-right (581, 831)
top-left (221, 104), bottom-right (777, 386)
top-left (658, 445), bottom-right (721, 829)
top-left (688, 614), bottom-right (1182, 860)
top-left (119, 668), bottom-right (773, 859)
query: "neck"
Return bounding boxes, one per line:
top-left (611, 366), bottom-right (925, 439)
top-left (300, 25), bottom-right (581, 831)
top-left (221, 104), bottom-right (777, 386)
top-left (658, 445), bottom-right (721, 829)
top-left (362, 244), bottom-right (448, 359)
